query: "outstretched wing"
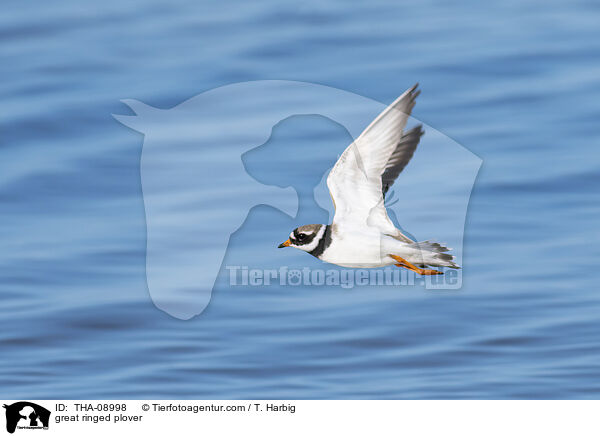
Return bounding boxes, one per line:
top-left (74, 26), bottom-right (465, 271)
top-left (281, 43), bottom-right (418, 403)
top-left (326, 84), bottom-right (421, 238)
top-left (382, 124), bottom-right (423, 197)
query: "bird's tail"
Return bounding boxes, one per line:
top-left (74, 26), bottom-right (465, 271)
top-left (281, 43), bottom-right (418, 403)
top-left (415, 241), bottom-right (460, 269)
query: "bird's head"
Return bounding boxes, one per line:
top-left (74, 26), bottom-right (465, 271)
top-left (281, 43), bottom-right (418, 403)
top-left (278, 224), bottom-right (326, 253)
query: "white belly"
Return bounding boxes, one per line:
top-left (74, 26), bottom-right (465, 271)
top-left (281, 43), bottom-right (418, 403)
top-left (320, 228), bottom-right (399, 268)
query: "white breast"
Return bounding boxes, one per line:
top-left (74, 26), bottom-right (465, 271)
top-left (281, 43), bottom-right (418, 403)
top-left (320, 226), bottom-right (396, 268)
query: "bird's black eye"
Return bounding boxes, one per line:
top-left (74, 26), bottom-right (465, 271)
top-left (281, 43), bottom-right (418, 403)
top-left (297, 233), bottom-right (307, 241)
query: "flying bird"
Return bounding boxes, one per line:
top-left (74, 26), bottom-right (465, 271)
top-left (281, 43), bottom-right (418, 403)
top-left (278, 84), bottom-right (459, 275)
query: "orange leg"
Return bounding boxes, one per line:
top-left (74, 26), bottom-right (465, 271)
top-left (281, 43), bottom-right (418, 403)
top-left (389, 254), bottom-right (443, 275)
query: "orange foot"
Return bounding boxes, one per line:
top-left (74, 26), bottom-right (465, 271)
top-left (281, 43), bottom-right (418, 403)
top-left (389, 254), bottom-right (443, 275)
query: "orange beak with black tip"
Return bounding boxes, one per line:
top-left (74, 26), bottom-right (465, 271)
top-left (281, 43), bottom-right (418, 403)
top-left (278, 239), bottom-right (291, 248)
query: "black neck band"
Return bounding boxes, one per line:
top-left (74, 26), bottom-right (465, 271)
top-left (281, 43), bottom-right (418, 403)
top-left (309, 225), bottom-right (332, 258)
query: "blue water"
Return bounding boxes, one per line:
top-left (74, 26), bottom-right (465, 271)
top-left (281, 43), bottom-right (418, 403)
top-left (2, 0), bottom-right (600, 399)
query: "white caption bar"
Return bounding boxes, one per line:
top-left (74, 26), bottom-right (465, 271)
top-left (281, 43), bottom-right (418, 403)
top-left (0, 400), bottom-right (597, 435)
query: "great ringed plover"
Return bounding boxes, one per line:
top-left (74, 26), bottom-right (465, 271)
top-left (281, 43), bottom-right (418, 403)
top-left (278, 84), bottom-right (459, 275)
